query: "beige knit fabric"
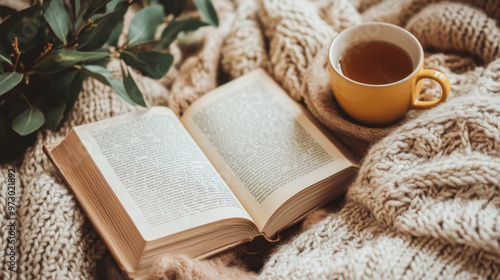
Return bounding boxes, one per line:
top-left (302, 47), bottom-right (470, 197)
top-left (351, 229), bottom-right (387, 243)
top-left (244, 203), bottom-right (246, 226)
top-left (150, 0), bottom-right (500, 279)
top-left (220, 0), bottom-right (269, 79)
top-left (257, 92), bottom-right (500, 279)
top-left (1, 0), bottom-right (500, 279)
top-left (167, 0), bottom-right (235, 115)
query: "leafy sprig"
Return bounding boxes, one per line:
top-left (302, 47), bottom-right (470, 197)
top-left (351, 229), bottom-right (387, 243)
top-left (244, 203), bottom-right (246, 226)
top-left (0, 0), bottom-right (218, 162)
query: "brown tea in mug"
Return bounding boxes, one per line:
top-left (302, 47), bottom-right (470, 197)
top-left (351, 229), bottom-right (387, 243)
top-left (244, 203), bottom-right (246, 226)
top-left (339, 40), bottom-right (414, 85)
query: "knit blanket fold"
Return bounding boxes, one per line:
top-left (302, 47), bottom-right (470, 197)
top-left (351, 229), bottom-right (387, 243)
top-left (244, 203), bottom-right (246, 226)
top-left (1, 0), bottom-right (500, 279)
top-left (255, 92), bottom-right (500, 279)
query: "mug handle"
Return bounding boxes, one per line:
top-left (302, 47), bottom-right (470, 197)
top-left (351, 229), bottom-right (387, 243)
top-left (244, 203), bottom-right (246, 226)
top-left (411, 69), bottom-right (451, 109)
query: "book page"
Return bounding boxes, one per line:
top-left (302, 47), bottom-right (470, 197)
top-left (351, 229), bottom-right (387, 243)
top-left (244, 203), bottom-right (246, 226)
top-left (181, 69), bottom-right (353, 230)
top-left (74, 107), bottom-right (252, 241)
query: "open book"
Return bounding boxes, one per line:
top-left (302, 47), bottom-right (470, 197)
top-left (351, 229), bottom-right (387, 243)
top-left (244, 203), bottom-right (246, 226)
top-left (44, 69), bottom-right (358, 279)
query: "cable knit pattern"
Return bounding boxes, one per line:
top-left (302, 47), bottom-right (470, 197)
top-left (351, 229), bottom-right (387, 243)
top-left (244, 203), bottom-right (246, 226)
top-left (406, 2), bottom-right (500, 63)
top-left (220, 0), bottom-right (269, 79)
top-left (258, 94), bottom-right (500, 279)
top-left (311, 0), bottom-right (362, 32)
top-left (257, 0), bottom-right (336, 100)
top-left (167, 0), bottom-right (235, 115)
top-left (2, 0), bottom-right (500, 279)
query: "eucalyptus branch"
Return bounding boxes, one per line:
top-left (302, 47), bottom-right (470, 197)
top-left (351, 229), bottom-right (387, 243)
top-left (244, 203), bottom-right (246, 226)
top-left (0, 0), bottom-right (219, 162)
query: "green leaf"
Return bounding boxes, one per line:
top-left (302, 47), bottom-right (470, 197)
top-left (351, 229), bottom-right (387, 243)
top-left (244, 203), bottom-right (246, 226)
top-left (66, 69), bottom-right (85, 112)
top-left (0, 72), bottom-right (23, 96)
top-left (76, 3), bottom-right (127, 50)
top-left (193, 0), bottom-right (218, 26)
top-left (44, 0), bottom-right (69, 44)
top-left (42, 99), bottom-right (66, 130)
top-left (0, 44), bottom-right (12, 65)
top-left (105, 20), bottom-right (123, 47)
top-left (83, 65), bottom-right (146, 107)
top-left (79, 0), bottom-right (89, 14)
top-left (12, 107), bottom-right (45, 136)
top-left (106, 0), bottom-right (126, 13)
top-left (70, 0), bottom-right (80, 16)
top-left (155, 17), bottom-right (208, 50)
top-left (84, 64), bottom-right (112, 76)
top-left (120, 50), bottom-right (173, 79)
top-left (158, 0), bottom-right (185, 17)
top-left (120, 63), bottom-right (146, 107)
top-left (32, 49), bottom-right (109, 73)
top-left (127, 5), bottom-right (164, 46)
top-left (41, 0), bottom-right (53, 11)
top-left (51, 67), bottom-right (79, 93)
top-left (82, 0), bottom-right (112, 19)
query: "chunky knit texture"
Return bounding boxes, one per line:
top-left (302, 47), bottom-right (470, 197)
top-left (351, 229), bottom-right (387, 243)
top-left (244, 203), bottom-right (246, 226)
top-left (257, 93), bottom-right (500, 279)
top-left (1, 0), bottom-right (500, 279)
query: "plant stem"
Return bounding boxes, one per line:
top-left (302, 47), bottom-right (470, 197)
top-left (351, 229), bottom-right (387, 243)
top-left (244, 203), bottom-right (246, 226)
top-left (11, 37), bottom-right (21, 71)
top-left (68, 19), bottom-right (90, 48)
top-left (34, 42), bottom-right (52, 65)
top-left (20, 92), bottom-right (32, 108)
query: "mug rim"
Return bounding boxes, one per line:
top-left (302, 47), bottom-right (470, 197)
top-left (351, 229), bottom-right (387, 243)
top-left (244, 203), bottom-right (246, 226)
top-left (328, 22), bottom-right (424, 87)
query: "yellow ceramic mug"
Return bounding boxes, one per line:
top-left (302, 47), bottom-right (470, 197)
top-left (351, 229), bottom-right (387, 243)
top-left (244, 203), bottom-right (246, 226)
top-left (328, 22), bottom-right (450, 126)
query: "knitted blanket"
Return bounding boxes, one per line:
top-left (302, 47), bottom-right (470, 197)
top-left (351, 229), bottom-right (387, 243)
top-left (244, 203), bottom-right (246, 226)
top-left (1, 0), bottom-right (500, 279)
